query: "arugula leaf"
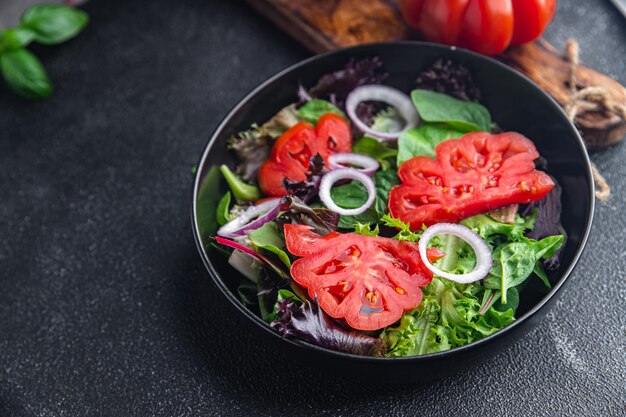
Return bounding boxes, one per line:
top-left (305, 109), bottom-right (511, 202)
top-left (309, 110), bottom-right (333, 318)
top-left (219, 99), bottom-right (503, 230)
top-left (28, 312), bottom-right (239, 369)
top-left (352, 136), bottom-right (398, 171)
top-left (297, 99), bottom-right (344, 124)
top-left (20, 5), bottom-right (89, 45)
top-left (397, 124), bottom-right (464, 164)
top-left (0, 48), bottom-right (52, 98)
top-left (411, 89), bottom-right (492, 132)
top-left (219, 164), bottom-right (261, 201)
top-left (248, 222), bottom-right (292, 268)
top-left (216, 191), bottom-right (232, 226)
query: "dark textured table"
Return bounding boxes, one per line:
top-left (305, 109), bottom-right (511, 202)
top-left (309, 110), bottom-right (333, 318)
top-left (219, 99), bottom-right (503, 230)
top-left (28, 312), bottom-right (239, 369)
top-left (1, 0), bottom-right (625, 415)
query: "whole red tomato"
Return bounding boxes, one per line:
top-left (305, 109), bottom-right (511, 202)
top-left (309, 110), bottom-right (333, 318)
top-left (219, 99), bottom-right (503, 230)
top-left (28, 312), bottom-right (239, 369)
top-left (401, 0), bottom-right (557, 55)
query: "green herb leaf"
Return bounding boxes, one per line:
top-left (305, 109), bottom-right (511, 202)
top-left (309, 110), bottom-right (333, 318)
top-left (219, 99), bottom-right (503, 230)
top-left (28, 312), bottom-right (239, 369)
top-left (397, 124), bottom-right (464, 165)
top-left (370, 107), bottom-right (405, 134)
top-left (248, 222), bottom-right (291, 268)
top-left (484, 235), bottom-right (564, 303)
top-left (216, 191), bottom-right (232, 226)
top-left (354, 222), bottom-right (379, 237)
top-left (297, 99), bottom-right (344, 124)
top-left (411, 89), bottom-right (492, 132)
top-left (0, 48), bottom-right (52, 98)
top-left (0, 28), bottom-right (35, 51)
top-left (219, 164), bottom-right (261, 201)
top-left (352, 136), bottom-right (398, 171)
top-left (20, 5), bottom-right (89, 45)
top-left (331, 169), bottom-right (399, 229)
top-left (380, 214), bottom-right (421, 242)
top-left (382, 277), bottom-right (515, 357)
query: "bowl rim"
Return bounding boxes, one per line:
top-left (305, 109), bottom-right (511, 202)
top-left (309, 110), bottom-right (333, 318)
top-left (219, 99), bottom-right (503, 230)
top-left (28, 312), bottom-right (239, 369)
top-left (191, 41), bottom-right (595, 362)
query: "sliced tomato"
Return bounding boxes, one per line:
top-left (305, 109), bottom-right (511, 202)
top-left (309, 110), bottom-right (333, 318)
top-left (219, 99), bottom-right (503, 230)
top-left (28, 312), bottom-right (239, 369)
top-left (258, 113), bottom-right (351, 197)
top-left (389, 132), bottom-right (554, 229)
top-left (284, 224), bottom-right (434, 331)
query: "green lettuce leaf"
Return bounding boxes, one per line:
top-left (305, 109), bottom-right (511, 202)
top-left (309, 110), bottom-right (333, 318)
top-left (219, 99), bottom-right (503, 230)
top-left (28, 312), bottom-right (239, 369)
top-left (382, 278), bottom-right (514, 357)
top-left (248, 222), bottom-right (291, 268)
top-left (298, 99), bottom-right (344, 124)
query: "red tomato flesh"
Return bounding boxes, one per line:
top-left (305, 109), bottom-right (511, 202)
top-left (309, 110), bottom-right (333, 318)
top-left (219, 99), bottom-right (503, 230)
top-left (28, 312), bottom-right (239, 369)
top-left (389, 132), bottom-right (554, 229)
top-left (258, 114), bottom-right (351, 197)
top-left (284, 224), bottom-right (435, 331)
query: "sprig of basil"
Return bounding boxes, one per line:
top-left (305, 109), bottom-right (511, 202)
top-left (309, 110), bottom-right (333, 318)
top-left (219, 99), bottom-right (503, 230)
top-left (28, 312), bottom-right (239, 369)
top-left (0, 5), bottom-right (88, 99)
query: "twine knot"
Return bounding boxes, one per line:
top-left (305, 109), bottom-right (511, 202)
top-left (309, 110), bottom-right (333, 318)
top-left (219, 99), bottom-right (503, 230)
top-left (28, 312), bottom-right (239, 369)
top-left (563, 39), bottom-right (621, 202)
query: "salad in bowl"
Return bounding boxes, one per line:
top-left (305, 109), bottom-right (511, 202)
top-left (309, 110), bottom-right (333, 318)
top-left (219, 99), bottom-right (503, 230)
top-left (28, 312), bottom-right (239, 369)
top-left (199, 54), bottom-right (573, 359)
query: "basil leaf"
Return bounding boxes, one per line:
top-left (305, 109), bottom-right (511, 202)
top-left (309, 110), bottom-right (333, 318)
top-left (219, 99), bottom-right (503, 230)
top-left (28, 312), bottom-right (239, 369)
top-left (352, 136), bottom-right (398, 171)
top-left (248, 222), bottom-right (291, 268)
top-left (411, 89), bottom-right (492, 132)
top-left (0, 28), bottom-right (35, 51)
top-left (397, 124), bottom-right (464, 164)
top-left (20, 5), bottom-right (89, 45)
top-left (297, 99), bottom-right (344, 124)
top-left (0, 48), bottom-right (52, 98)
top-left (216, 191), bottom-right (231, 226)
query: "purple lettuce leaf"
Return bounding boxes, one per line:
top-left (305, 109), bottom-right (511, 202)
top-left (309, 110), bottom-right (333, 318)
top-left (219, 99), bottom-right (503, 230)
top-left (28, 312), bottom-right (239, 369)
top-left (271, 299), bottom-right (386, 357)
top-left (276, 195), bottom-right (339, 236)
top-left (415, 59), bottom-right (482, 103)
top-left (282, 153), bottom-right (325, 202)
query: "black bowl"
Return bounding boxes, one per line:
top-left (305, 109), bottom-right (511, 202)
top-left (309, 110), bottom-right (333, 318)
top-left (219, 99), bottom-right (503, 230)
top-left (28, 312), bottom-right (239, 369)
top-left (191, 42), bottom-right (594, 383)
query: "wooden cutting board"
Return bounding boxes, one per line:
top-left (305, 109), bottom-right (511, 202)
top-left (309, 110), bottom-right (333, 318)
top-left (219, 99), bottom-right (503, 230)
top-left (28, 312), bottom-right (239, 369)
top-left (247, 0), bottom-right (626, 149)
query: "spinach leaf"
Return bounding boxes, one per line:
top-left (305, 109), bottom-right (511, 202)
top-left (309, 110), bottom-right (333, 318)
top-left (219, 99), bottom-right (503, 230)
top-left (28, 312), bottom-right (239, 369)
top-left (20, 5), bottom-right (89, 45)
top-left (484, 235), bottom-right (564, 303)
top-left (331, 169), bottom-right (399, 229)
top-left (248, 222), bottom-right (291, 268)
top-left (216, 191), bottom-right (231, 226)
top-left (297, 99), bottom-right (344, 124)
top-left (352, 136), bottom-right (398, 171)
top-left (397, 124), bottom-right (464, 164)
top-left (411, 89), bottom-right (492, 132)
top-left (0, 48), bottom-right (51, 98)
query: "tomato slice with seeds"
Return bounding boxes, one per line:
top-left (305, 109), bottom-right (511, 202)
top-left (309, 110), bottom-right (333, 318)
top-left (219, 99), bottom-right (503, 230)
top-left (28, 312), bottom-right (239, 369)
top-left (389, 132), bottom-right (554, 229)
top-left (284, 224), bottom-right (437, 331)
top-left (258, 113), bottom-right (351, 196)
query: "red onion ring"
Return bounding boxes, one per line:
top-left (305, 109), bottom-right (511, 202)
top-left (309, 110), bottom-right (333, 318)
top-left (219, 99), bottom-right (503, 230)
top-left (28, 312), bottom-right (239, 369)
top-left (328, 153), bottom-right (379, 176)
top-left (418, 223), bottom-right (492, 284)
top-left (216, 198), bottom-right (280, 238)
top-left (319, 168), bottom-right (376, 216)
top-left (345, 85), bottom-right (419, 141)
